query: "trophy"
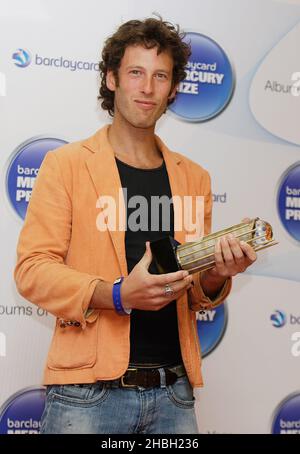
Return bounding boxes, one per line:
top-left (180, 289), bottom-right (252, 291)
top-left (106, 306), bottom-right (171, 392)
top-left (150, 217), bottom-right (278, 275)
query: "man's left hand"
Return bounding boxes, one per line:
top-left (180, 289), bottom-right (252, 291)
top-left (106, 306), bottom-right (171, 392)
top-left (199, 218), bottom-right (257, 299)
top-left (207, 231), bottom-right (257, 279)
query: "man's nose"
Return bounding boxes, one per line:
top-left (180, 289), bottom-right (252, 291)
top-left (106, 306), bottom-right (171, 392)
top-left (141, 75), bottom-right (154, 95)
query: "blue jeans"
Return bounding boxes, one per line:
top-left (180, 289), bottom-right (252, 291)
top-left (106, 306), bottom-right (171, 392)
top-left (40, 369), bottom-right (199, 434)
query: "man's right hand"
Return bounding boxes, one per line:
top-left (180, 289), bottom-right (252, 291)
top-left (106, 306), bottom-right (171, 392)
top-left (121, 241), bottom-right (193, 312)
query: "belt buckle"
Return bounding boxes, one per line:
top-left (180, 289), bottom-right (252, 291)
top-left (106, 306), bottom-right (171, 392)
top-left (120, 368), bottom-right (138, 388)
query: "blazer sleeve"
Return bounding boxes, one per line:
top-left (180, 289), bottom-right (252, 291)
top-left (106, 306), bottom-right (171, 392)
top-left (14, 151), bottom-right (102, 329)
top-left (188, 169), bottom-right (232, 311)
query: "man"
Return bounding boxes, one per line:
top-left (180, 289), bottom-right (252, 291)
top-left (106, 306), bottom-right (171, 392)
top-left (14, 17), bottom-right (256, 434)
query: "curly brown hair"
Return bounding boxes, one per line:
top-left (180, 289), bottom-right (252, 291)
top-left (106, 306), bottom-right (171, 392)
top-left (98, 16), bottom-right (191, 116)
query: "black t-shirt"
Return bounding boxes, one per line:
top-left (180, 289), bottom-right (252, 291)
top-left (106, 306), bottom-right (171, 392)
top-left (115, 157), bottom-right (183, 368)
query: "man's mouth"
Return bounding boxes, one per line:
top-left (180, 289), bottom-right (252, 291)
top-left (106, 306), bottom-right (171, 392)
top-left (134, 99), bottom-right (157, 110)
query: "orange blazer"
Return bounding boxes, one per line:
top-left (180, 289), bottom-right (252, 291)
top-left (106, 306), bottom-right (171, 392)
top-left (14, 125), bottom-right (231, 387)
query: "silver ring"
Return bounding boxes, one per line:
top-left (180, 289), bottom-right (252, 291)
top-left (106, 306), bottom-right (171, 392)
top-left (164, 283), bottom-right (174, 297)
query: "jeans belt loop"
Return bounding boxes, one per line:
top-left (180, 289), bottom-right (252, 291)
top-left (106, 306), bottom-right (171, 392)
top-left (158, 367), bottom-right (167, 388)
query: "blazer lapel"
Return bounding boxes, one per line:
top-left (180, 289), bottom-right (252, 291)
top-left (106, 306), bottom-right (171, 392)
top-left (156, 136), bottom-right (187, 246)
top-left (84, 126), bottom-right (128, 277)
top-left (155, 137), bottom-right (189, 318)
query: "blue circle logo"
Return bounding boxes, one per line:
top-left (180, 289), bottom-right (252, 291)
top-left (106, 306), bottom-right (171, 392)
top-left (6, 136), bottom-right (67, 220)
top-left (12, 49), bottom-right (31, 68)
top-left (272, 392), bottom-right (300, 434)
top-left (277, 162), bottom-right (300, 242)
top-left (270, 310), bottom-right (286, 328)
top-left (0, 387), bottom-right (46, 434)
top-left (169, 32), bottom-right (234, 122)
top-left (196, 303), bottom-right (227, 357)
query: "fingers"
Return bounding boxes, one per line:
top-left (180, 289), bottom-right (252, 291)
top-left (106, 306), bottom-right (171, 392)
top-left (168, 274), bottom-right (193, 293)
top-left (155, 269), bottom-right (190, 285)
top-left (150, 269), bottom-right (192, 295)
top-left (215, 233), bottom-right (256, 276)
top-left (241, 217), bottom-right (251, 224)
top-left (220, 236), bottom-right (234, 263)
top-left (139, 241), bottom-right (153, 269)
top-left (214, 237), bottom-right (225, 268)
top-left (156, 274), bottom-right (193, 303)
top-left (227, 234), bottom-right (246, 263)
top-left (240, 240), bottom-right (257, 262)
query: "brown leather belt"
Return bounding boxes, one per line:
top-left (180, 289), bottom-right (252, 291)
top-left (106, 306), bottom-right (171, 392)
top-left (109, 364), bottom-right (186, 389)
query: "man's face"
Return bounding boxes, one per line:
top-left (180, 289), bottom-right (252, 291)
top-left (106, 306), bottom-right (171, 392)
top-left (106, 44), bottom-right (177, 129)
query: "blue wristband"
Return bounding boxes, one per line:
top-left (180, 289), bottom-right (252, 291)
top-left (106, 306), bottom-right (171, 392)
top-left (112, 277), bottom-right (131, 316)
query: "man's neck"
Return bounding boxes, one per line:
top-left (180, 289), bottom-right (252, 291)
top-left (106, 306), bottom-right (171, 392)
top-left (108, 116), bottom-right (163, 169)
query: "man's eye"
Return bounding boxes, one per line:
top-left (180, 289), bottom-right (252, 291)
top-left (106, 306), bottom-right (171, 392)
top-left (130, 70), bottom-right (141, 75)
top-left (156, 73), bottom-right (167, 80)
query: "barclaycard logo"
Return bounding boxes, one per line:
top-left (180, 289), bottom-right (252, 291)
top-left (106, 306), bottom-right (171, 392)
top-left (169, 32), bottom-right (234, 122)
top-left (0, 387), bottom-right (46, 434)
top-left (12, 48), bottom-right (99, 72)
top-left (277, 163), bottom-right (300, 242)
top-left (270, 310), bottom-right (300, 328)
top-left (12, 49), bottom-right (31, 68)
top-left (272, 392), bottom-right (300, 434)
top-left (6, 136), bottom-right (67, 220)
top-left (270, 310), bottom-right (286, 328)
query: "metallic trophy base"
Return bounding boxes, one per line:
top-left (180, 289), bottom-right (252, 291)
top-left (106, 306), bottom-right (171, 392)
top-left (150, 218), bottom-right (278, 275)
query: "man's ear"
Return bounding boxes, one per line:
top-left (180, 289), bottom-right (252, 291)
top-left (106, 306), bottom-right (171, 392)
top-left (168, 83), bottom-right (179, 102)
top-left (106, 70), bottom-right (116, 92)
